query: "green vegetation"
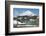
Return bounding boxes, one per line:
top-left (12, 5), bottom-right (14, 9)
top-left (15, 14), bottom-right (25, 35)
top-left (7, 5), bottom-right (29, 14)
top-left (13, 16), bottom-right (39, 27)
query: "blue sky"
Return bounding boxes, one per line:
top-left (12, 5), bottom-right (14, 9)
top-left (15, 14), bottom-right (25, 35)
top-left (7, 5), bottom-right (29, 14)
top-left (13, 8), bottom-right (39, 16)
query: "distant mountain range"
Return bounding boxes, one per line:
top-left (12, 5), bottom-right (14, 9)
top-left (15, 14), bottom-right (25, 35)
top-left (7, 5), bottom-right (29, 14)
top-left (14, 10), bottom-right (37, 17)
top-left (19, 10), bottom-right (36, 16)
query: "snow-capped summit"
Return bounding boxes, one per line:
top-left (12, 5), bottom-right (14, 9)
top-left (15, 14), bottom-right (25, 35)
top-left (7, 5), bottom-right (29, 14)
top-left (19, 10), bottom-right (36, 16)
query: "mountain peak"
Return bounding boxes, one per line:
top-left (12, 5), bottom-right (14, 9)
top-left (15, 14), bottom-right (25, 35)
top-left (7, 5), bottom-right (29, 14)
top-left (19, 10), bottom-right (36, 16)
